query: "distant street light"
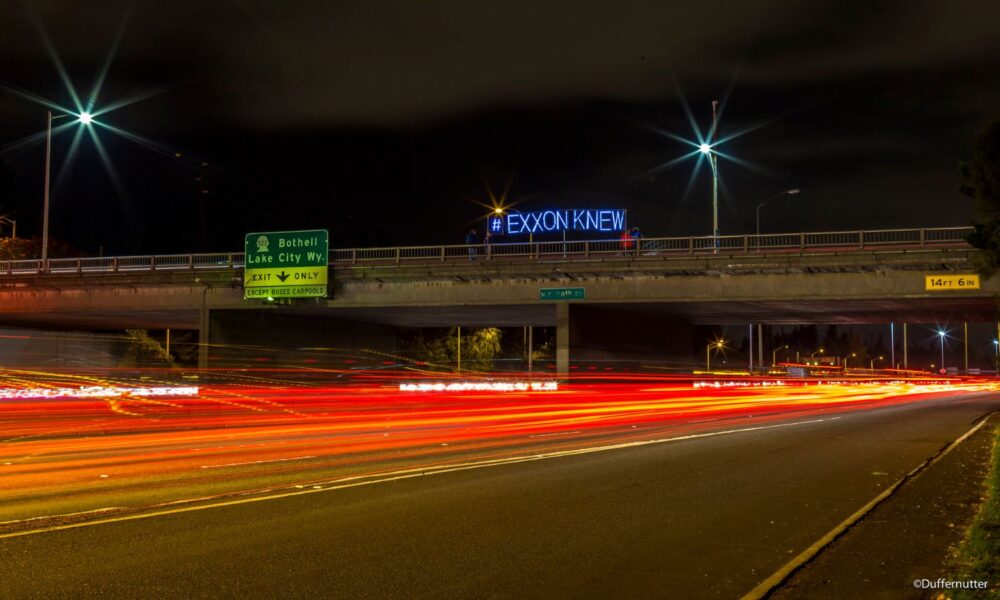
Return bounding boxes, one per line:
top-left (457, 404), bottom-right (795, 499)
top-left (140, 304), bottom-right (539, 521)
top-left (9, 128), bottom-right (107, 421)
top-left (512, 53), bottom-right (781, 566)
top-left (706, 339), bottom-right (725, 371)
top-left (870, 355), bottom-right (884, 370)
top-left (0, 216), bottom-right (15, 239)
top-left (772, 344), bottom-right (789, 366)
top-left (844, 352), bottom-right (857, 370)
top-left (756, 189), bottom-right (801, 236)
top-left (811, 348), bottom-right (825, 357)
top-left (938, 330), bottom-right (947, 372)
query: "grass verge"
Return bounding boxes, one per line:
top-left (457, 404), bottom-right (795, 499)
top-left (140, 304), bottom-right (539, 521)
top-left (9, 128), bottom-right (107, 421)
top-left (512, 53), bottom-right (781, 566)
top-left (946, 424), bottom-right (1000, 599)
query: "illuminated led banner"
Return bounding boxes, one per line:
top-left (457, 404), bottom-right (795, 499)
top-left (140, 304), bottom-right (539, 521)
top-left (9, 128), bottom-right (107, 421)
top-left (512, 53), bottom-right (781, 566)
top-left (491, 209), bottom-right (626, 236)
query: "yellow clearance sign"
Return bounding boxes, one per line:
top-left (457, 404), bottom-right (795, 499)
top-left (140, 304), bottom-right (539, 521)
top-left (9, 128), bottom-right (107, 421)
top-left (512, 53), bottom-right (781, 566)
top-left (925, 274), bottom-right (980, 291)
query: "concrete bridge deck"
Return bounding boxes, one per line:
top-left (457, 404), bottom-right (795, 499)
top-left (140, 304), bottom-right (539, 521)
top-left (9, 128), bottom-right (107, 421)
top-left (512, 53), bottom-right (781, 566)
top-left (0, 227), bottom-right (993, 371)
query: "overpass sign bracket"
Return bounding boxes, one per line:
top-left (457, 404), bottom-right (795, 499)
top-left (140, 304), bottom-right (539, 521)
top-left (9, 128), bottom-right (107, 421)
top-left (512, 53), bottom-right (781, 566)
top-left (244, 229), bottom-right (329, 299)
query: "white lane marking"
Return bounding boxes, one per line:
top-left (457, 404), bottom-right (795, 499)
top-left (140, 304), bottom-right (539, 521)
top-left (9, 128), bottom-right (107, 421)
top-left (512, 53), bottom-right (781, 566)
top-left (0, 507), bottom-right (123, 527)
top-left (528, 431), bottom-right (581, 438)
top-left (741, 415), bottom-right (994, 600)
top-left (0, 416), bottom-right (840, 539)
top-left (199, 456), bottom-right (317, 469)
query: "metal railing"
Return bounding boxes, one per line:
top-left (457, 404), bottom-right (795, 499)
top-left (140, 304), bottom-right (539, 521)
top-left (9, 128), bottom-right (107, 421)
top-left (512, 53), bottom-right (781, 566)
top-left (0, 226), bottom-right (975, 277)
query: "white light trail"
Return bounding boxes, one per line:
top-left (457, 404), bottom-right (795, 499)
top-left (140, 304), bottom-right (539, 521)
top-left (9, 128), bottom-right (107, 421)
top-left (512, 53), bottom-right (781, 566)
top-left (399, 382), bottom-right (558, 392)
top-left (0, 386), bottom-right (200, 399)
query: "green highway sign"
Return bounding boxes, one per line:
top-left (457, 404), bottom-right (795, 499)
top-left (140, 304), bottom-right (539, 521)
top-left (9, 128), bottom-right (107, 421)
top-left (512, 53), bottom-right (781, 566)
top-left (244, 229), bottom-right (329, 299)
top-left (539, 287), bottom-right (585, 301)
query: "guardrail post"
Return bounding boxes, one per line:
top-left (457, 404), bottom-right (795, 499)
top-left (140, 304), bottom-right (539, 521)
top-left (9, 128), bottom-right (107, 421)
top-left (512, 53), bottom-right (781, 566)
top-left (351, 249), bottom-right (357, 265)
top-left (584, 240), bottom-right (590, 258)
top-left (800, 233), bottom-right (805, 249)
top-left (919, 228), bottom-right (926, 247)
top-left (440, 246), bottom-right (445, 262)
top-left (743, 236), bottom-right (748, 253)
top-left (688, 237), bottom-right (694, 254)
top-left (395, 248), bottom-right (401, 264)
top-left (858, 230), bottom-right (864, 249)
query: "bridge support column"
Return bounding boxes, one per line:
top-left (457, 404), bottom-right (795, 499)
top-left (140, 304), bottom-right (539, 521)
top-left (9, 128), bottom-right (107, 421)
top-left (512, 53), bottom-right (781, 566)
top-left (556, 302), bottom-right (569, 377)
top-left (198, 303), bottom-right (210, 369)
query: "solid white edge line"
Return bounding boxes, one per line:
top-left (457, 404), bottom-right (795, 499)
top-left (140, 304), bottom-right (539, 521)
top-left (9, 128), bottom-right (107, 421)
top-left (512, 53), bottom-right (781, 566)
top-left (0, 416), bottom-right (838, 540)
top-left (740, 414), bottom-right (994, 600)
top-left (200, 455), bottom-right (317, 469)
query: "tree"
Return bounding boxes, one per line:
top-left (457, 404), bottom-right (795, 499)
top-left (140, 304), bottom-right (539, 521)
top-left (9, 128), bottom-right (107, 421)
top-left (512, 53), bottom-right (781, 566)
top-left (120, 329), bottom-right (173, 367)
top-left (963, 119), bottom-right (1000, 276)
top-left (405, 327), bottom-right (504, 372)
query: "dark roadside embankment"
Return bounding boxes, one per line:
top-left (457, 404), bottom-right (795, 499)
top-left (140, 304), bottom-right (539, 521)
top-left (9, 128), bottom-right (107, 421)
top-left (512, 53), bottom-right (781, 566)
top-left (942, 424), bottom-right (1000, 599)
top-left (768, 416), bottom-right (998, 600)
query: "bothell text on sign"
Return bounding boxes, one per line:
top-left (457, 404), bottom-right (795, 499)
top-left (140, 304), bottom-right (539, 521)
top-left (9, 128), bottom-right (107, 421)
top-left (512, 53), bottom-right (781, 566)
top-left (246, 234), bottom-right (326, 266)
top-left (505, 209), bottom-right (625, 235)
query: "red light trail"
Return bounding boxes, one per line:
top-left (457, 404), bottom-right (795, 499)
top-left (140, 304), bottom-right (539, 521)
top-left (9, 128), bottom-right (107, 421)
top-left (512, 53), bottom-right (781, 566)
top-left (0, 368), bottom-right (995, 531)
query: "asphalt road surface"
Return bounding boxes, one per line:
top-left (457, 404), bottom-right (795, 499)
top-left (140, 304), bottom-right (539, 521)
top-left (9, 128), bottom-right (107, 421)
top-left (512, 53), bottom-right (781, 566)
top-left (2, 392), bottom-right (997, 599)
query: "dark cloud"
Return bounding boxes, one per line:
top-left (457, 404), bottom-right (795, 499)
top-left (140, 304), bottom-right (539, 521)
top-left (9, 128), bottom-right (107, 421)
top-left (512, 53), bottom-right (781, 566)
top-left (0, 0), bottom-right (998, 253)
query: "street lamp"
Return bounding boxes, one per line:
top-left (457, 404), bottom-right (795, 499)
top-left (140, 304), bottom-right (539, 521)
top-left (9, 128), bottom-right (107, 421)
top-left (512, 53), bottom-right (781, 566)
top-left (706, 339), bottom-right (725, 371)
top-left (772, 344), bottom-right (789, 366)
top-left (844, 352), bottom-right (857, 370)
top-left (870, 355), bottom-right (884, 370)
top-left (699, 100), bottom-right (720, 249)
top-left (756, 188), bottom-right (801, 236)
top-left (938, 330), bottom-right (946, 372)
top-left (41, 110), bottom-right (80, 264)
top-left (0, 216), bottom-right (15, 239)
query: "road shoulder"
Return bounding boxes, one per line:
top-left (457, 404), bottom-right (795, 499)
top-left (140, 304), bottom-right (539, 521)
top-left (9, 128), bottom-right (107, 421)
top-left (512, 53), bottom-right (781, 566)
top-left (768, 417), bottom-right (997, 600)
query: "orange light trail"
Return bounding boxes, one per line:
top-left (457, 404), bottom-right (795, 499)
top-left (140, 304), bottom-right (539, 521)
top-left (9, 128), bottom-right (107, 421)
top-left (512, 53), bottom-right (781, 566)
top-left (0, 369), bottom-right (995, 528)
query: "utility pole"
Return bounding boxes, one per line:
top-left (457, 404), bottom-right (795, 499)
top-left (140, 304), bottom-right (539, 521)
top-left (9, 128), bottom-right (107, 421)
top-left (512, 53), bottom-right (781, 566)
top-left (964, 322), bottom-right (969, 373)
top-left (903, 323), bottom-right (908, 369)
top-left (890, 322), bottom-right (895, 370)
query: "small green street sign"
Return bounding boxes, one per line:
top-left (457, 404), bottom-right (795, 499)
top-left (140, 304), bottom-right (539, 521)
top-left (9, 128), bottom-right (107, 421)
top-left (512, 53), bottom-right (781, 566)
top-left (539, 287), bottom-right (585, 301)
top-left (244, 229), bottom-right (329, 299)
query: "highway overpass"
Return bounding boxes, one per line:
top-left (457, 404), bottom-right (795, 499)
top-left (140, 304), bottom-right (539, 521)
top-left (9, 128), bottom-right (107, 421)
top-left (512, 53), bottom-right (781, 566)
top-left (0, 227), bottom-right (994, 371)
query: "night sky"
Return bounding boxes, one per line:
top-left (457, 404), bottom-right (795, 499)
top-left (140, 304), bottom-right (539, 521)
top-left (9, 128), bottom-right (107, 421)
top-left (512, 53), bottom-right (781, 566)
top-left (1, 1), bottom-right (999, 255)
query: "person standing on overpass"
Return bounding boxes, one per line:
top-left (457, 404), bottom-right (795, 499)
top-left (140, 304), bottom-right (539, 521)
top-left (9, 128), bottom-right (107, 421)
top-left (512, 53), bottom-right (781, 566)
top-left (466, 228), bottom-right (479, 260)
top-left (620, 228), bottom-right (632, 255)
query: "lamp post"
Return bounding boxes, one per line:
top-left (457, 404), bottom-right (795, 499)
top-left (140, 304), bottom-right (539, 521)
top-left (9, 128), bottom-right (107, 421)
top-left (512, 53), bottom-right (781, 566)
top-left (844, 352), bottom-right (857, 370)
top-left (808, 348), bottom-right (824, 365)
top-left (870, 355), bottom-right (884, 370)
top-left (756, 188), bottom-right (801, 236)
top-left (697, 100), bottom-right (720, 250)
top-left (938, 330), bottom-right (946, 372)
top-left (42, 110), bottom-right (86, 263)
top-left (706, 340), bottom-right (724, 371)
top-left (0, 216), bottom-right (15, 238)
top-left (772, 344), bottom-right (788, 366)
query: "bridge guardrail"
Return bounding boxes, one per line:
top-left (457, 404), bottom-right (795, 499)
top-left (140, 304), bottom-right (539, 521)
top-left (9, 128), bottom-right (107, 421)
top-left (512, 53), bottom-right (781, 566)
top-left (0, 226), bottom-right (975, 276)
